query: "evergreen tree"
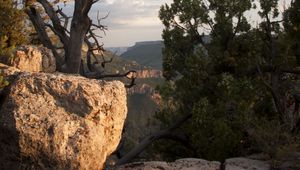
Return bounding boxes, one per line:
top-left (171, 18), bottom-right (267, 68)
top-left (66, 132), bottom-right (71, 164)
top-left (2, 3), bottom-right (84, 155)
top-left (284, 0), bottom-right (300, 64)
top-left (0, 0), bottom-right (27, 58)
top-left (154, 0), bottom-right (300, 162)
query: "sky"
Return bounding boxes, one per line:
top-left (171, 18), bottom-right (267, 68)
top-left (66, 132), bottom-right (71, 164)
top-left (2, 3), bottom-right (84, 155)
top-left (89, 0), bottom-right (173, 47)
top-left (61, 0), bottom-right (172, 47)
top-left (61, 0), bottom-right (291, 47)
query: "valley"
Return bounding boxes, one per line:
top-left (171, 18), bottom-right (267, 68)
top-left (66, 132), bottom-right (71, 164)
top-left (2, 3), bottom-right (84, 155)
top-left (105, 41), bottom-right (164, 157)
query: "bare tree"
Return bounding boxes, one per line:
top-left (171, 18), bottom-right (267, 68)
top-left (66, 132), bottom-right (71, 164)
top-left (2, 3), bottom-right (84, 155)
top-left (24, 0), bottom-right (136, 86)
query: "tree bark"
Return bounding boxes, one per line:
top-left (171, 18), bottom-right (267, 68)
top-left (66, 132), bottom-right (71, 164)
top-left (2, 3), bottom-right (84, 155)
top-left (63, 0), bottom-right (93, 73)
top-left (37, 0), bottom-right (69, 47)
top-left (25, 7), bottom-right (61, 66)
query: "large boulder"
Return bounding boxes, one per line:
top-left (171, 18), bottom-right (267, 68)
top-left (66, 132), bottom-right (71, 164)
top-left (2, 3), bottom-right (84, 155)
top-left (117, 158), bottom-right (221, 170)
top-left (0, 68), bottom-right (127, 169)
top-left (10, 45), bottom-right (56, 73)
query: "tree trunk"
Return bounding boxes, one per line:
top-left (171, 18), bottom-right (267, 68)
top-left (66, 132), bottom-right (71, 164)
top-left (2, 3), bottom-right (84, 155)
top-left (25, 7), bottom-right (62, 68)
top-left (37, 0), bottom-right (69, 47)
top-left (63, 0), bottom-right (93, 73)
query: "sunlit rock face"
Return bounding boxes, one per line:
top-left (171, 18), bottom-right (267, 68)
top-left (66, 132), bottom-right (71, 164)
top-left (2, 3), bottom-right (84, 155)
top-left (136, 69), bottom-right (162, 79)
top-left (0, 69), bottom-right (127, 170)
top-left (0, 63), bottom-right (21, 83)
top-left (10, 45), bottom-right (56, 73)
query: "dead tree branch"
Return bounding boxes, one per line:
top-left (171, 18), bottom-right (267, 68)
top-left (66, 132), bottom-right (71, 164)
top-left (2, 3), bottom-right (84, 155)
top-left (25, 0), bottom-right (137, 87)
top-left (37, 0), bottom-right (70, 46)
top-left (85, 70), bottom-right (137, 88)
top-left (56, 6), bottom-right (72, 29)
top-left (115, 113), bottom-right (192, 165)
top-left (25, 7), bottom-right (61, 64)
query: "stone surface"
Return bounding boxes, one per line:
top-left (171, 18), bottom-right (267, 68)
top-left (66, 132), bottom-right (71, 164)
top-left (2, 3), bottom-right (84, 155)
top-left (279, 161), bottom-right (300, 170)
top-left (117, 158), bottom-right (221, 170)
top-left (278, 152), bottom-right (300, 170)
top-left (39, 46), bottom-right (57, 73)
top-left (136, 69), bottom-right (162, 78)
top-left (247, 153), bottom-right (271, 161)
top-left (0, 71), bottom-right (127, 170)
top-left (225, 157), bottom-right (270, 170)
top-left (170, 158), bottom-right (221, 170)
top-left (0, 63), bottom-right (21, 83)
top-left (0, 63), bottom-right (20, 75)
top-left (10, 45), bottom-right (56, 73)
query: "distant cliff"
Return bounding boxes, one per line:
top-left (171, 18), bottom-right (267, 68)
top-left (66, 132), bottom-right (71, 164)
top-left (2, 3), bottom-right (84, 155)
top-left (129, 41), bottom-right (163, 49)
top-left (136, 69), bottom-right (162, 78)
top-left (127, 69), bottom-right (162, 95)
top-left (102, 44), bottom-right (164, 160)
top-left (121, 41), bottom-right (164, 70)
top-left (105, 47), bottom-right (128, 56)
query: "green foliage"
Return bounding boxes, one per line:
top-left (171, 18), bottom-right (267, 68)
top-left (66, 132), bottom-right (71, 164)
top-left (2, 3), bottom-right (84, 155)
top-left (0, 75), bottom-right (9, 89)
top-left (154, 0), bottom-right (300, 163)
top-left (0, 0), bottom-right (27, 58)
top-left (247, 116), bottom-right (300, 167)
top-left (284, 0), bottom-right (300, 64)
top-left (284, 0), bottom-right (300, 37)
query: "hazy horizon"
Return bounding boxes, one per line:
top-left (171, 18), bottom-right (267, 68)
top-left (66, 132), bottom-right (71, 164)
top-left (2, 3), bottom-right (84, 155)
top-left (61, 0), bottom-right (291, 47)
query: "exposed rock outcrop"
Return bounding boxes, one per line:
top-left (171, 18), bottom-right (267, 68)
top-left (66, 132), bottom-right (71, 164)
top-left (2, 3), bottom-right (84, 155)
top-left (126, 69), bottom-right (162, 94)
top-left (9, 45), bottom-right (56, 73)
top-left (117, 158), bottom-right (221, 170)
top-left (136, 69), bottom-right (162, 78)
top-left (0, 66), bottom-right (127, 170)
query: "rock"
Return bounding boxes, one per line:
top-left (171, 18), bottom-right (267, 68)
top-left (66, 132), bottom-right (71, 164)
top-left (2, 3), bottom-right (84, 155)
top-left (225, 157), bottom-right (270, 170)
top-left (117, 158), bottom-right (221, 170)
top-left (279, 161), bottom-right (300, 170)
top-left (247, 153), bottom-right (271, 161)
top-left (0, 63), bottom-right (20, 75)
top-left (136, 69), bottom-right (162, 78)
top-left (10, 45), bottom-right (56, 73)
top-left (126, 69), bottom-right (162, 95)
top-left (39, 46), bottom-right (57, 73)
top-left (170, 158), bottom-right (221, 170)
top-left (278, 152), bottom-right (300, 170)
top-left (0, 63), bottom-right (21, 83)
top-left (0, 71), bottom-right (127, 170)
top-left (117, 161), bottom-right (171, 170)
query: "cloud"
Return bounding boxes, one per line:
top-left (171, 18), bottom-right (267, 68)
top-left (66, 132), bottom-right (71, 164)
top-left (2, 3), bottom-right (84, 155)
top-left (60, 1), bottom-right (171, 29)
top-left (89, 0), bottom-right (172, 30)
top-left (57, 0), bottom-right (171, 46)
top-left (56, 0), bottom-right (292, 47)
top-left (91, 0), bottom-right (172, 46)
